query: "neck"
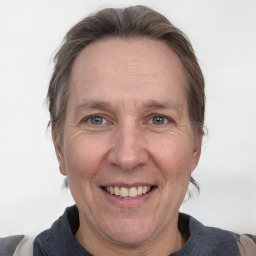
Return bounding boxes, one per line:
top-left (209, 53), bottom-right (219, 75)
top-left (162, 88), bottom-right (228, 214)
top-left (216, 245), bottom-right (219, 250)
top-left (75, 217), bottom-right (187, 256)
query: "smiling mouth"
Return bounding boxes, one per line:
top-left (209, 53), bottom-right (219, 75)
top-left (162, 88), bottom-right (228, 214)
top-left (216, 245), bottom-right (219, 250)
top-left (102, 186), bottom-right (155, 198)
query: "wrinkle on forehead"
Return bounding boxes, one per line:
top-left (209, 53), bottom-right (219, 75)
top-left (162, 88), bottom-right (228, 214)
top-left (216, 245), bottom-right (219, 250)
top-left (72, 97), bottom-right (184, 122)
top-left (70, 37), bottom-right (186, 87)
top-left (68, 37), bottom-right (188, 122)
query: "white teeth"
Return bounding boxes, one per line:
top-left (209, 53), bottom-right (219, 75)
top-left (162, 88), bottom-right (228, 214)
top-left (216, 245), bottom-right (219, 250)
top-left (129, 187), bottom-right (137, 197)
top-left (110, 187), bottom-right (114, 195)
top-left (114, 186), bottom-right (120, 196)
top-left (137, 186), bottom-right (142, 195)
top-left (142, 186), bottom-right (148, 194)
top-left (105, 185), bottom-right (152, 198)
top-left (120, 187), bottom-right (128, 197)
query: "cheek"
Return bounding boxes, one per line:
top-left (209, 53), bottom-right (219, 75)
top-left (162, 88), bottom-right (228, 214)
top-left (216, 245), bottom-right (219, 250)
top-left (62, 137), bottom-right (107, 207)
top-left (63, 137), bottom-right (105, 180)
top-left (154, 137), bottom-right (193, 180)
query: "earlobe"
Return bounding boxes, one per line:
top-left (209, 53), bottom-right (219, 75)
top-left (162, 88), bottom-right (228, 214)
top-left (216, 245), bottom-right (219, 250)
top-left (52, 128), bottom-right (67, 176)
top-left (191, 132), bottom-right (203, 171)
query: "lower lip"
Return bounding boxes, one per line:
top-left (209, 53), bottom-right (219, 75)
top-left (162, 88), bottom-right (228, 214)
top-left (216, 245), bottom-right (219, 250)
top-left (102, 188), bottom-right (156, 208)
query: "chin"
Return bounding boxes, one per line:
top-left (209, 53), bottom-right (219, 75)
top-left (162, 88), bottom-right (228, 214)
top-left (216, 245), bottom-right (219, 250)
top-left (100, 218), bottom-right (155, 246)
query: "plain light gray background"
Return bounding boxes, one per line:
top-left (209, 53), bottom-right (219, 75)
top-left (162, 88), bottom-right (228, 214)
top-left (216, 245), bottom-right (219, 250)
top-left (0, 0), bottom-right (255, 236)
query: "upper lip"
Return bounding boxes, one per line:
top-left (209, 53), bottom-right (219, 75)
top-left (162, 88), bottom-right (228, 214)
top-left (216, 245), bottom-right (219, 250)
top-left (101, 183), bottom-right (156, 188)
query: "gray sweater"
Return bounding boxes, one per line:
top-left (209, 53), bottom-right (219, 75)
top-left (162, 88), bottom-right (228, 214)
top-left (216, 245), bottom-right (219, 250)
top-left (1, 205), bottom-right (256, 255)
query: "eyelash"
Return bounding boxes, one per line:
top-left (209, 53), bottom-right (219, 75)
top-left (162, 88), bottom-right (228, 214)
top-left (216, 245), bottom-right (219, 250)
top-left (81, 114), bottom-right (174, 126)
top-left (82, 114), bottom-right (109, 125)
top-left (147, 114), bottom-right (174, 125)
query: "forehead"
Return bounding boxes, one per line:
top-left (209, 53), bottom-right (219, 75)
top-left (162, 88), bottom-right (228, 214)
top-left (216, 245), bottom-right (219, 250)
top-left (69, 37), bottom-right (187, 109)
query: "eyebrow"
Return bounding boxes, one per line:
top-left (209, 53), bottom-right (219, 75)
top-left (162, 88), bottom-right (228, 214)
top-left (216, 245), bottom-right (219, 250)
top-left (142, 99), bottom-right (182, 112)
top-left (75, 101), bottom-right (112, 112)
top-left (73, 100), bottom-right (113, 119)
top-left (73, 99), bottom-right (182, 118)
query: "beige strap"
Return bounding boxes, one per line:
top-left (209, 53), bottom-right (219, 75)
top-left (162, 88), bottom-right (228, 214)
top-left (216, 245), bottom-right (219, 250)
top-left (13, 236), bottom-right (34, 256)
top-left (237, 234), bottom-right (256, 256)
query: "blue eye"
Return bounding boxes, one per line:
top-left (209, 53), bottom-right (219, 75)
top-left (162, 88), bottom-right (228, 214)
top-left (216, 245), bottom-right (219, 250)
top-left (89, 116), bottom-right (105, 125)
top-left (151, 116), bottom-right (168, 125)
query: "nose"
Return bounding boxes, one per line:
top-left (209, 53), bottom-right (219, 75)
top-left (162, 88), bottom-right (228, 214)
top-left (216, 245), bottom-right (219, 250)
top-left (107, 124), bottom-right (148, 171)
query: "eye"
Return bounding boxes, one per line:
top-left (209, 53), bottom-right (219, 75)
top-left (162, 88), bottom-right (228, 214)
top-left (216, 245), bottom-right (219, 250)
top-left (150, 115), bottom-right (169, 125)
top-left (87, 116), bottom-right (106, 125)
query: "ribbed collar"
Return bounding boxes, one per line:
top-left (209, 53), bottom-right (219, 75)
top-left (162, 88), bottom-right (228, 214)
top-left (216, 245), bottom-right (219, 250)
top-left (34, 205), bottom-right (240, 256)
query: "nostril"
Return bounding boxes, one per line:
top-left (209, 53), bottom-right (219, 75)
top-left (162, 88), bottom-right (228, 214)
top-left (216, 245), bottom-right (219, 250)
top-left (107, 133), bottom-right (149, 170)
top-left (108, 151), bottom-right (148, 171)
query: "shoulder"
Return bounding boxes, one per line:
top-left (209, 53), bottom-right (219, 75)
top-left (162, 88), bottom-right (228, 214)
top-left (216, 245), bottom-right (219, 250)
top-left (179, 213), bottom-right (256, 255)
top-left (0, 235), bottom-right (34, 256)
top-left (33, 229), bottom-right (51, 255)
top-left (233, 233), bottom-right (256, 256)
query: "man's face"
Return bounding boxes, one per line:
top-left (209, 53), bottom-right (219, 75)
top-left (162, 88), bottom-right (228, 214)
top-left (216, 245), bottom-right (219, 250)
top-left (55, 38), bottom-right (201, 247)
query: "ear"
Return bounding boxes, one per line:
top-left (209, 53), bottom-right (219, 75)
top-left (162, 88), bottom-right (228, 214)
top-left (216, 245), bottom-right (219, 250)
top-left (52, 127), bottom-right (67, 176)
top-left (191, 132), bottom-right (203, 172)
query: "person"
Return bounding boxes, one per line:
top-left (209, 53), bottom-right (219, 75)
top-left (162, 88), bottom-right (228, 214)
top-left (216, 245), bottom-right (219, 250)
top-left (0, 5), bottom-right (255, 256)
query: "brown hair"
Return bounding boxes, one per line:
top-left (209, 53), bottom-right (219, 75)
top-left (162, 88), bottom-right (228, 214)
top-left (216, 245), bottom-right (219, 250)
top-left (48, 5), bottom-right (205, 190)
